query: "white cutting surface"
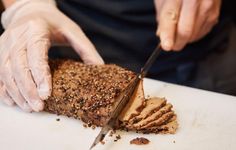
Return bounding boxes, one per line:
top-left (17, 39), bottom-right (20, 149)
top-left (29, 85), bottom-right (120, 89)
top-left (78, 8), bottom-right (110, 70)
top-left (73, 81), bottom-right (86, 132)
top-left (0, 78), bottom-right (236, 150)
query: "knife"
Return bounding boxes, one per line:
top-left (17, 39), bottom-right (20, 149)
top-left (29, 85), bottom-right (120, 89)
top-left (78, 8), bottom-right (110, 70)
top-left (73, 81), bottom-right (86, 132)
top-left (89, 43), bottom-right (162, 150)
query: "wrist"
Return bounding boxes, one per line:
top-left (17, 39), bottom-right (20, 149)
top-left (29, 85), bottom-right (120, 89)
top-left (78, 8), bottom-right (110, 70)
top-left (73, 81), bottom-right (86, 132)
top-left (1, 0), bottom-right (56, 29)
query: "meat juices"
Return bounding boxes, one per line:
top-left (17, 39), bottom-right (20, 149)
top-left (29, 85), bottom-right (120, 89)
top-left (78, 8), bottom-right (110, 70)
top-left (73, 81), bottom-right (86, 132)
top-left (44, 59), bottom-right (178, 134)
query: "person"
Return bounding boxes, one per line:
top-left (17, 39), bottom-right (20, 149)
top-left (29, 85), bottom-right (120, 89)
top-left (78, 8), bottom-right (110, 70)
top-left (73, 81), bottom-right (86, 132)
top-left (0, 0), bottom-right (234, 112)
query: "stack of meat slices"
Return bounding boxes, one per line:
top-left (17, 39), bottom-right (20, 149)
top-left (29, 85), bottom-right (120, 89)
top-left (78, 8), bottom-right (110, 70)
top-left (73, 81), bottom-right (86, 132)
top-left (44, 59), bottom-right (178, 134)
top-left (119, 80), bottom-right (178, 134)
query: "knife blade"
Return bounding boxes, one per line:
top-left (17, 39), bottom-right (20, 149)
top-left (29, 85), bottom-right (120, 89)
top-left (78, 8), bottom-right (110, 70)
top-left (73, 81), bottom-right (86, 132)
top-left (89, 43), bottom-right (162, 150)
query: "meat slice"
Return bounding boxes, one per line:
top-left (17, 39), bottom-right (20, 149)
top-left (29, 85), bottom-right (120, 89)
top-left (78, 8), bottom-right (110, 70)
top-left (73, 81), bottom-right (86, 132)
top-left (139, 111), bottom-right (175, 129)
top-left (130, 103), bottom-right (173, 129)
top-left (118, 79), bottom-right (145, 122)
top-left (158, 117), bottom-right (178, 134)
top-left (129, 97), bottom-right (166, 124)
top-left (142, 116), bottom-right (178, 134)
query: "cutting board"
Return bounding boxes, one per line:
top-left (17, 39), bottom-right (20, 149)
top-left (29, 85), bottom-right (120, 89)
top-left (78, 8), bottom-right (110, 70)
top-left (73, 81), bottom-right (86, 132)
top-left (0, 78), bottom-right (236, 150)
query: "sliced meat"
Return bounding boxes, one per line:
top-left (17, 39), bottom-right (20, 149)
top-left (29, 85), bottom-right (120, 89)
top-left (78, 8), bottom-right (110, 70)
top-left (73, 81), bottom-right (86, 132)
top-left (128, 103), bottom-right (173, 129)
top-left (142, 116), bottom-right (178, 134)
top-left (129, 97), bottom-right (167, 124)
top-left (140, 111), bottom-right (175, 129)
top-left (118, 79), bottom-right (145, 122)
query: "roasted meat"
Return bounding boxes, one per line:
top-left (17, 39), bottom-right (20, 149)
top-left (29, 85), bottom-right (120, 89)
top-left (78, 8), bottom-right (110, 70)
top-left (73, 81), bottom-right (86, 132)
top-left (44, 59), bottom-right (178, 134)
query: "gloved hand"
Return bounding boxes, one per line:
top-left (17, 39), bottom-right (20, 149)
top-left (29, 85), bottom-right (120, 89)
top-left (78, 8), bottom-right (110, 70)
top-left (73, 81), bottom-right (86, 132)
top-left (155, 0), bottom-right (221, 51)
top-left (0, 0), bottom-right (104, 112)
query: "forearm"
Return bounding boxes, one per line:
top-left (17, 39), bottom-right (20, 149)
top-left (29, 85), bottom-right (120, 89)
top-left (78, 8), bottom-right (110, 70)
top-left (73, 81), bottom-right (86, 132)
top-left (2, 0), bottom-right (16, 8)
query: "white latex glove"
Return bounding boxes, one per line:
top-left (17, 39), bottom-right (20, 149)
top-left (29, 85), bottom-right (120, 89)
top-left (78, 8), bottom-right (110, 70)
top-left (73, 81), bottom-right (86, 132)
top-left (0, 0), bottom-right (104, 112)
top-left (155, 0), bottom-right (221, 51)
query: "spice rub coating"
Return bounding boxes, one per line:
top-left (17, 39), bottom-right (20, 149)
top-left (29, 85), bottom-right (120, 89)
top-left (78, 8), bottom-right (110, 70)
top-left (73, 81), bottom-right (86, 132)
top-left (44, 59), bottom-right (136, 126)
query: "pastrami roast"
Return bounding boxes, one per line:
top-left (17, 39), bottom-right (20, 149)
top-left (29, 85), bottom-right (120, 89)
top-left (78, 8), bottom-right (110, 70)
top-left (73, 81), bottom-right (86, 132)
top-left (44, 59), bottom-right (178, 134)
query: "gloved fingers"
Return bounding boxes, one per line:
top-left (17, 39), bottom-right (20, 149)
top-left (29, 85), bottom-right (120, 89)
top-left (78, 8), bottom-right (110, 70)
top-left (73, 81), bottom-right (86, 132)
top-left (156, 0), bottom-right (182, 51)
top-left (27, 19), bottom-right (52, 100)
top-left (60, 17), bottom-right (104, 65)
top-left (0, 80), bottom-right (15, 106)
top-left (2, 60), bottom-right (32, 112)
top-left (173, 0), bottom-right (199, 51)
top-left (10, 44), bottom-right (44, 112)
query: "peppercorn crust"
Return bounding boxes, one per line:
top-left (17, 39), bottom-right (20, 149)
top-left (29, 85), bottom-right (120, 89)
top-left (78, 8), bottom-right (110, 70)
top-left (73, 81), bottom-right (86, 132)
top-left (44, 59), bottom-right (136, 126)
